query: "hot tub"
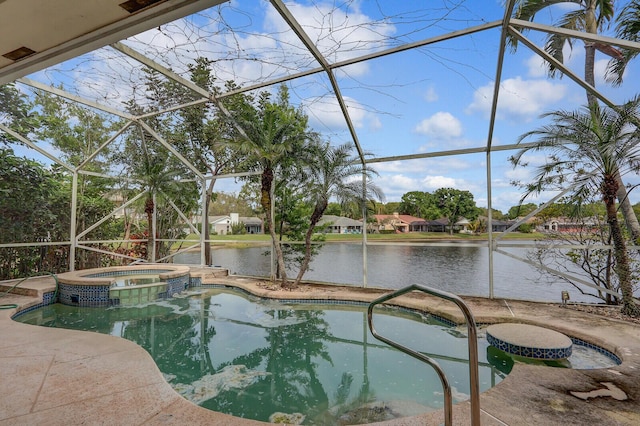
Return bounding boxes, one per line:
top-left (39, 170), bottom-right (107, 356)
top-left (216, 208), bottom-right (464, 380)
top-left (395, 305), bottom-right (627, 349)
top-left (56, 265), bottom-right (191, 307)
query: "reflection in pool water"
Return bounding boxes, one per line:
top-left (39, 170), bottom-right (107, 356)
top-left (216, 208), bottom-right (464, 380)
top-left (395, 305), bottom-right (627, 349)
top-left (14, 289), bottom-right (613, 424)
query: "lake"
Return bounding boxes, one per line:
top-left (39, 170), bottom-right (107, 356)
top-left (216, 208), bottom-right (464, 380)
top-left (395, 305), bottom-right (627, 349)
top-left (174, 242), bottom-right (600, 303)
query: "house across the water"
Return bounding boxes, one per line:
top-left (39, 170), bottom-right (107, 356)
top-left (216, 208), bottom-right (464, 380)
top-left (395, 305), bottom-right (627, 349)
top-left (317, 215), bottom-right (363, 234)
top-left (192, 213), bottom-right (263, 235)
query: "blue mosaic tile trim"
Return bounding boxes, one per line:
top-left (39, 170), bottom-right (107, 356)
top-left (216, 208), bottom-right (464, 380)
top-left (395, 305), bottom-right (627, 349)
top-left (280, 298), bottom-right (369, 307)
top-left (201, 283), bottom-right (231, 289)
top-left (42, 290), bottom-right (57, 305)
top-left (166, 275), bottom-right (190, 297)
top-left (85, 269), bottom-right (172, 278)
top-left (572, 337), bottom-right (621, 365)
top-left (11, 290), bottom-right (58, 319)
top-left (486, 332), bottom-right (573, 360)
top-left (190, 277), bottom-right (202, 287)
top-left (58, 282), bottom-right (111, 307)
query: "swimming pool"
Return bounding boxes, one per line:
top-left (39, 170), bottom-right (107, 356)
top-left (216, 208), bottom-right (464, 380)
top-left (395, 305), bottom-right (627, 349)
top-left (16, 288), bottom-right (500, 423)
top-left (13, 288), bottom-right (615, 424)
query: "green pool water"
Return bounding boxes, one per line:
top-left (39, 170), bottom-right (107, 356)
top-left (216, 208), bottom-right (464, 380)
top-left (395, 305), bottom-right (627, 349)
top-left (17, 289), bottom-right (505, 424)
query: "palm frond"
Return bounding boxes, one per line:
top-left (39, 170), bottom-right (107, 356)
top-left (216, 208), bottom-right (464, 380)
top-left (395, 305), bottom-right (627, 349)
top-left (513, 98), bottom-right (640, 204)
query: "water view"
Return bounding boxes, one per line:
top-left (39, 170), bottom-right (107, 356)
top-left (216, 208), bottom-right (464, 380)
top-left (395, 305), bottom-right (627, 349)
top-left (174, 242), bottom-right (596, 303)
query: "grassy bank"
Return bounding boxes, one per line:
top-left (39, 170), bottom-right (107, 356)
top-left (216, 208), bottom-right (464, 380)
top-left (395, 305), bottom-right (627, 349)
top-left (173, 231), bottom-right (543, 250)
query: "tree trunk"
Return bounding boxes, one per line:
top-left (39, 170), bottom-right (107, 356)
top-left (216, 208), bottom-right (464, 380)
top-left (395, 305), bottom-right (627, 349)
top-left (261, 167), bottom-right (288, 286)
top-left (204, 175), bottom-right (218, 266)
top-left (604, 176), bottom-right (640, 317)
top-left (582, 14), bottom-right (640, 246)
top-left (614, 169), bottom-right (640, 245)
top-left (145, 197), bottom-right (154, 262)
top-left (204, 190), bottom-right (212, 266)
top-left (294, 200), bottom-right (327, 287)
top-left (584, 43), bottom-right (598, 109)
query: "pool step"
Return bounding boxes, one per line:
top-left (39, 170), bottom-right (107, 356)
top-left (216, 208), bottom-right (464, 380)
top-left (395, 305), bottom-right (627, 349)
top-left (487, 323), bottom-right (573, 360)
top-left (0, 275), bottom-right (57, 298)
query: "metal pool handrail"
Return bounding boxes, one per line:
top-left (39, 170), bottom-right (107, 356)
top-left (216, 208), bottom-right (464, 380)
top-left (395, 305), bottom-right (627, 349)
top-left (366, 284), bottom-right (480, 426)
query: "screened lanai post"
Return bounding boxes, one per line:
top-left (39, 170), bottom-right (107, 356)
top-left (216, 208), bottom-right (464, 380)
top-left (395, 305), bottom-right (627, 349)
top-left (200, 176), bottom-right (207, 266)
top-left (270, 173), bottom-right (276, 282)
top-left (484, 0), bottom-right (515, 299)
top-left (487, 151), bottom-right (495, 299)
top-left (362, 168), bottom-right (368, 288)
top-left (152, 193), bottom-right (157, 263)
top-left (69, 171), bottom-right (79, 271)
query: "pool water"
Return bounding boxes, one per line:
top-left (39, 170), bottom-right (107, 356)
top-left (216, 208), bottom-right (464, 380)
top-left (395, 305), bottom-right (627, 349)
top-left (14, 289), bottom-right (615, 425)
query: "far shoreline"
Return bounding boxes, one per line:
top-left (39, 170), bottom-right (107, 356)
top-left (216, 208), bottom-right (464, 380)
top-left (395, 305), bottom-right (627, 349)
top-left (172, 231), bottom-right (541, 251)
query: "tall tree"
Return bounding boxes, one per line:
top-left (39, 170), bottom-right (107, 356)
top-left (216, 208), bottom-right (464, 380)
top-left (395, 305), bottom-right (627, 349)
top-left (293, 141), bottom-right (384, 287)
top-left (509, 0), bottom-right (640, 243)
top-left (0, 83), bottom-right (38, 145)
top-left (229, 85), bottom-right (314, 287)
top-left (119, 67), bottom-right (202, 262)
top-left (34, 90), bottom-right (120, 268)
top-left (175, 60), bottom-right (249, 265)
top-left (399, 191), bottom-right (439, 219)
top-left (0, 149), bottom-right (70, 278)
top-left (511, 98), bottom-right (640, 317)
top-left (434, 188), bottom-right (480, 234)
top-left (507, 202), bottom-right (538, 219)
top-left (134, 140), bottom-right (180, 262)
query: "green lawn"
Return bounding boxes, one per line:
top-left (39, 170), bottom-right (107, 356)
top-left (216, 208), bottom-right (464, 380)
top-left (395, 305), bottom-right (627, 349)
top-left (173, 230), bottom-right (542, 249)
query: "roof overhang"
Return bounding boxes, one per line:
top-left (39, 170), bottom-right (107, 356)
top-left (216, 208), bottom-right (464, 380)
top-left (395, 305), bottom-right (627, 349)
top-left (0, 0), bottom-right (227, 85)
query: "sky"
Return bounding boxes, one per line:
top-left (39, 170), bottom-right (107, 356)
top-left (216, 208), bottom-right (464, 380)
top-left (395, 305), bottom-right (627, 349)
top-left (8, 0), bottom-right (640, 214)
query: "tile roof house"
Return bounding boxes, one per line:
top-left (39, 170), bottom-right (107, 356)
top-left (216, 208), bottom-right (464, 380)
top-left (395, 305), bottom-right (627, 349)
top-left (372, 213), bottom-right (425, 233)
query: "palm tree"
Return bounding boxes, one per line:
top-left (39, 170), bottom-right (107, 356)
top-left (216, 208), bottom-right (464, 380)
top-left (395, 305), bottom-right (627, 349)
top-left (134, 132), bottom-right (179, 262)
top-left (231, 89), bottom-right (314, 287)
top-left (292, 142), bottom-right (384, 287)
top-left (509, 0), bottom-right (640, 243)
top-left (511, 98), bottom-right (640, 317)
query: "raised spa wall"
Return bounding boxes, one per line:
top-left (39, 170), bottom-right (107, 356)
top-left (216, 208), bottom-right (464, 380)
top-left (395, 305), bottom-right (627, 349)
top-left (56, 265), bottom-right (192, 307)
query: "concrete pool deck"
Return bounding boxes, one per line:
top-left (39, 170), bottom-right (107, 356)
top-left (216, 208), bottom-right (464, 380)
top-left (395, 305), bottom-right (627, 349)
top-left (1, 272), bottom-right (639, 425)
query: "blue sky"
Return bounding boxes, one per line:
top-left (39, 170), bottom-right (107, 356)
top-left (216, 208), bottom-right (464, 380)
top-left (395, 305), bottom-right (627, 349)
top-left (10, 0), bottom-right (640, 214)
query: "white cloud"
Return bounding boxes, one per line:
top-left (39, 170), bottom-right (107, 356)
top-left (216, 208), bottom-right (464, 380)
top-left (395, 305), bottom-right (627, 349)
top-left (414, 112), bottom-right (463, 138)
top-left (305, 95), bottom-right (367, 131)
top-left (375, 157), bottom-right (472, 175)
top-left (384, 174), bottom-right (420, 189)
top-left (368, 116), bottom-right (382, 131)
top-left (421, 175), bottom-right (459, 189)
top-left (526, 55), bottom-right (547, 78)
top-left (466, 77), bottom-right (567, 121)
top-left (374, 174), bottom-right (420, 201)
top-left (424, 86), bottom-right (438, 102)
top-left (374, 172), bottom-right (481, 203)
top-left (593, 57), bottom-right (628, 86)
